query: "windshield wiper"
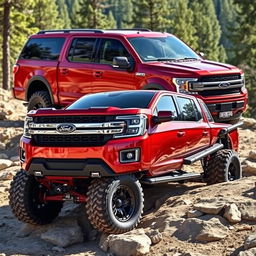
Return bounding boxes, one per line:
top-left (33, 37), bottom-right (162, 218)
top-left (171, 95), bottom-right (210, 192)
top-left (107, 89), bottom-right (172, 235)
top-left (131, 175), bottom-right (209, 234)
top-left (155, 58), bottom-right (177, 62)
top-left (176, 57), bottom-right (200, 61)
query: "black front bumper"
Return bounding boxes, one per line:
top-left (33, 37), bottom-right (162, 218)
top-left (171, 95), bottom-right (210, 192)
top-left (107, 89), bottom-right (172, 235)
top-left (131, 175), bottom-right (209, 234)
top-left (207, 100), bottom-right (244, 122)
top-left (27, 158), bottom-right (115, 177)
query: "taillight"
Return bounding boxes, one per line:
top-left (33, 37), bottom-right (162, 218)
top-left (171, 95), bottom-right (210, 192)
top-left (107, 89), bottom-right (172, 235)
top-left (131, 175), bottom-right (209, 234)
top-left (13, 64), bottom-right (20, 74)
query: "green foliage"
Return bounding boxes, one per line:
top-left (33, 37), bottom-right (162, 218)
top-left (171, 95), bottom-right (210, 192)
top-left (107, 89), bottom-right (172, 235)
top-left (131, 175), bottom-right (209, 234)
top-left (31, 0), bottom-right (61, 30)
top-left (107, 0), bottom-right (133, 28)
top-left (213, 0), bottom-right (238, 61)
top-left (56, 0), bottom-right (71, 28)
top-left (76, 0), bottom-right (116, 29)
top-left (189, 0), bottom-right (226, 62)
top-left (168, 0), bottom-right (198, 50)
top-left (132, 0), bottom-right (171, 31)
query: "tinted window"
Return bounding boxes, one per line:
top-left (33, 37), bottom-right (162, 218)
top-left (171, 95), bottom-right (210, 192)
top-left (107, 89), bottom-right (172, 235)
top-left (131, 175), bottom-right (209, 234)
top-left (155, 96), bottom-right (178, 120)
top-left (20, 38), bottom-right (65, 60)
top-left (177, 97), bottom-right (202, 121)
top-left (99, 39), bottom-right (130, 64)
top-left (199, 99), bottom-right (214, 122)
top-left (68, 91), bottom-right (155, 109)
top-left (68, 38), bottom-right (96, 62)
top-left (129, 36), bottom-right (199, 62)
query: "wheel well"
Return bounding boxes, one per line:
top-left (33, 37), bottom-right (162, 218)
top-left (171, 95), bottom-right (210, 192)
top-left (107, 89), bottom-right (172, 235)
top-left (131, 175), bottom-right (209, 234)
top-left (26, 81), bottom-right (51, 101)
top-left (220, 136), bottom-right (232, 149)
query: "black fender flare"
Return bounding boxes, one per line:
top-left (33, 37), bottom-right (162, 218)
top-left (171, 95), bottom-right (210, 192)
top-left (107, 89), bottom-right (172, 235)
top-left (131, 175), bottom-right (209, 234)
top-left (142, 83), bottom-right (165, 90)
top-left (26, 76), bottom-right (54, 104)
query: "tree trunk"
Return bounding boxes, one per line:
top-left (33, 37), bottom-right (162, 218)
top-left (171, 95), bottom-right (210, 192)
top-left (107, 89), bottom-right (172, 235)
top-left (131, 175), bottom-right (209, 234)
top-left (2, 0), bottom-right (11, 90)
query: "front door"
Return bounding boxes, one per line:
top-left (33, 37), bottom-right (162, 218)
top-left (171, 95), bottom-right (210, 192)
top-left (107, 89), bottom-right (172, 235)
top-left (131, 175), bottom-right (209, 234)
top-left (91, 38), bottom-right (138, 93)
top-left (175, 96), bottom-right (211, 155)
top-left (57, 37), bottom-right (97, 105)
top-left (149, 95), bottom-right (188, 175)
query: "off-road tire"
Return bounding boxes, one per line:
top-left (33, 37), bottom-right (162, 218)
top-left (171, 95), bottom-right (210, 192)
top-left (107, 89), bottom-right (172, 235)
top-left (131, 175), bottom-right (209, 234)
top-left (204, 149), bottom-right (241, 185)
top-left (86, 176), bottom-right (144, 234)
top-left (27, 91), bottom-right (52, 111)
top-left (9, 170), bottom-right (63, 225)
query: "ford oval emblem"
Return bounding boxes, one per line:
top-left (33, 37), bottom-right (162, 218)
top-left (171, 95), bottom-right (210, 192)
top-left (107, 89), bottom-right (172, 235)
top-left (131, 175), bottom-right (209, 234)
top-left (56, 123), bottom-right (76, 133)
top-left (218, 82), bottom-right (230, 88)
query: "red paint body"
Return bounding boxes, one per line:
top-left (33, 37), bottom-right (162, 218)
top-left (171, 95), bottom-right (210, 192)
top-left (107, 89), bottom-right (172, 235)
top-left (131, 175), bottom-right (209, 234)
top-left (13, 31), bottom-right (247, 122)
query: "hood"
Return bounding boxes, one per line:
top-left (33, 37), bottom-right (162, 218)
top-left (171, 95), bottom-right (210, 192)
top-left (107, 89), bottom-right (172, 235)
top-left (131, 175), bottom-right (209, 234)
top-left (28, 107), bottom-right (151, 117)
top-left (145, 59), bottom-right (242, 77)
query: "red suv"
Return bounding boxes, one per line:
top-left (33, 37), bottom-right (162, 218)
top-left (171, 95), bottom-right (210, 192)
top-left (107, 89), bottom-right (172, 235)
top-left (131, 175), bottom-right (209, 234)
top-left (9, 90), bottom-right (242, 234)
top-left (13, 29), bottom-right (247, 122)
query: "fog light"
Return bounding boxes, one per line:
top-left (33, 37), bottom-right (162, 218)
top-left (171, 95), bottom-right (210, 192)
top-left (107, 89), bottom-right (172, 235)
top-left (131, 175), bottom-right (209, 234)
top-left (120, 148), bottom-right (140, 163)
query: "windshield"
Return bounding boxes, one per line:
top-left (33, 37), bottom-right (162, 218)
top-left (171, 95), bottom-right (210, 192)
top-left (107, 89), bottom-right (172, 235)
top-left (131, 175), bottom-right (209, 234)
top-left (67, 91), bottom-right (155, 109)
top-left (128, 36), bottom-right (200, 62)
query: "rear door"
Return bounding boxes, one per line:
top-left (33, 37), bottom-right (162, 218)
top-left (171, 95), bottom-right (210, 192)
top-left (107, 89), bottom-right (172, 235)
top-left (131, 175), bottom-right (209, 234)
top-left (90, 38), bottom-right (138, 93)
top-left (149, 95), bottom-right (188, 175)
top-left (57, 37), bottom-right (97, 105)
top-left (175, 96), bottom-right (211, 155)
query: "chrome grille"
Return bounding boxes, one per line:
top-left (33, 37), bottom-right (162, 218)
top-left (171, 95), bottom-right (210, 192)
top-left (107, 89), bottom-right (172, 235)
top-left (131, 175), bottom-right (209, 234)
top-left (30, 115), bottom-right (125, 147)
top-left (189, 74), bottom-right (243, 96)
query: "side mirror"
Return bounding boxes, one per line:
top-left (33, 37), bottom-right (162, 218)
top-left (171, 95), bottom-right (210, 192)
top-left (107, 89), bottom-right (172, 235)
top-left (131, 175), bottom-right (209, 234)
top-left (199, 52), bottom-right (205, 58)
top-left (113, 57), bottom-right (131, 69)
top-left (152, 111), bottom-right (173, 124)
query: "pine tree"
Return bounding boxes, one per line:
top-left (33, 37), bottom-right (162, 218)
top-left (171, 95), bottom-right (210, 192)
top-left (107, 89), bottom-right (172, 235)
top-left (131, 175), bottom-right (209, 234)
top-left (189, 0), bottom-right (226, 62)
top-left (132, 0), bottom-right (171, 31)
top-left (230, 0), bottom-right (256, 67)
top-left (56, 0), bottom-right (71, 28)
top-left (107, 0), bottom-right (133, 28)
top-left (213, 0), bottom-right (238, 61)
top-left (76, 0), bottom-right (115, 29)
top-left (32, 0), bottom-right (61, 30)
top-left (168, 0), bottom-right (197, 50)
top-left (66, 0), bottom-right (81, 28)
top-left (1, 0), bottom-right (36, 90)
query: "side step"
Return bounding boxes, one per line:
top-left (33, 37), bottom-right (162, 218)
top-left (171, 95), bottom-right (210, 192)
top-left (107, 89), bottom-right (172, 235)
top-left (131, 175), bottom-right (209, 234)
top-left (141, 171), bottom-right (202, 185)
top-left (183, 143), bottom-right (223, 165)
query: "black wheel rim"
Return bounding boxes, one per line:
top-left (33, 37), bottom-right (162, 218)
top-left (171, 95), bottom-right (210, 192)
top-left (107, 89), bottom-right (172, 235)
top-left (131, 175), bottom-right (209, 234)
top-left (112, 185), bottom-right (136, 222)
top-left (228, 163), bottom-right (237, 181)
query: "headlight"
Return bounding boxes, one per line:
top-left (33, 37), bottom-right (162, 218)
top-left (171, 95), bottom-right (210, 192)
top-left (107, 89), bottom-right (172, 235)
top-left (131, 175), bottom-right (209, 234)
top-left (23, 116), bottom-right (33, 138)
top-left (241, 74), bottom-right (246, 89)
top-left (173, 78), bottom-right (198, 94)
top-left (114, 114), bottom-right (147, 138)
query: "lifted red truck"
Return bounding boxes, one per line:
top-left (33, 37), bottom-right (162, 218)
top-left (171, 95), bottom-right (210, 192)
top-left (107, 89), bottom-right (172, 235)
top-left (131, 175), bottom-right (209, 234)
top-left (13, 29), bottom-right (247, 123)
top-left (9, 91), bottom-right (242, 234)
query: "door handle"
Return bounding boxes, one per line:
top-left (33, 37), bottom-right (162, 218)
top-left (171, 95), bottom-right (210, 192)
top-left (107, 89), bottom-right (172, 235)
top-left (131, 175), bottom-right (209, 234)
top-left (94, 71), bottom-right (103, 78)
top-left (202, 131), bottom-right (209, 136)
top-left (177, 131), bottom-right (185, 137)
top-left (61, 68), bottom-right (69, 75)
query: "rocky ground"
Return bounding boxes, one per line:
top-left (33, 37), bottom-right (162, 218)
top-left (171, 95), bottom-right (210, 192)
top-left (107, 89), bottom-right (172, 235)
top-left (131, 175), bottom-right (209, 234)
top-left (0, 88), bottom-right (256, 256)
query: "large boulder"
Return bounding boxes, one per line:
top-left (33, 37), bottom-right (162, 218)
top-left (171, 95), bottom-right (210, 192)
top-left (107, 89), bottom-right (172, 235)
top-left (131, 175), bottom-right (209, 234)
top-left (242, 160), bottom-right (256, 175)
top-left (40, 218), bottom-right (83, 247)
top-left (193, 199), bottom-right (226, 215)
top-left (238, 201), bottom-right (256, 221)
top-left (100, 229), bottom-right (151, 256)
top-left (223, 203), bottom-right (241, 223)
top-left (238, 248), bottom-right (256, 256)
top-left (176, 216), bottom-right (229, 242)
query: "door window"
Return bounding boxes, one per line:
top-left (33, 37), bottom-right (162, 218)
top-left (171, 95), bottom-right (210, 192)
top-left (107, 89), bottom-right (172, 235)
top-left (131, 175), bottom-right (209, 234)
top-left (155, 96), bottom-right (178, 120)
top-left (20, 38), bottom-right (65, 60)
top-left (177, 97), bottom-right (202, 121)
top-left (99, 39), bottom-right (130, 64)
top-left (68, 38), bottom-right (96, 63)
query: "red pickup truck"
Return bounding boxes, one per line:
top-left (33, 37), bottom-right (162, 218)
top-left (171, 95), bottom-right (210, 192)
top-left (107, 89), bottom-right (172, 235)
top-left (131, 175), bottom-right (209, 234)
top-left (9, 90), bottom-right (242, 234)
top-left (13, 29), bottom-right (247, 123)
